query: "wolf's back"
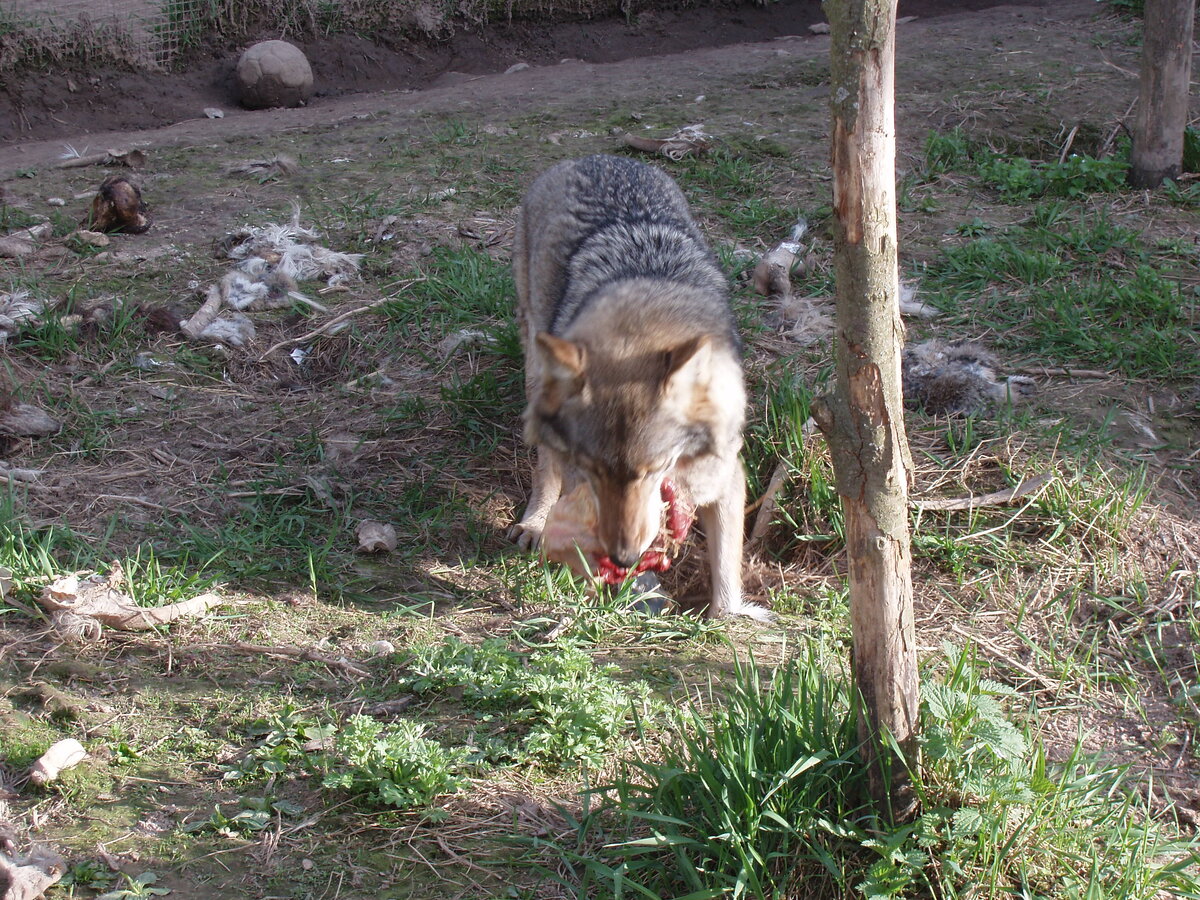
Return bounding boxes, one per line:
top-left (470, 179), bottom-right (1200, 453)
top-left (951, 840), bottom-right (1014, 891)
top-left (516, 155), bottom-right (731, 338)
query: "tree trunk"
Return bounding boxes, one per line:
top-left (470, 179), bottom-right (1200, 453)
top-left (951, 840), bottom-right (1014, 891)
top-left (816, 0), bottom-right (919, 822)
top-left (1128, 0), bottom-right (1196, 188)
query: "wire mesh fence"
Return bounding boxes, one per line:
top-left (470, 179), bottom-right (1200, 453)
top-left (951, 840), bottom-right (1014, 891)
top-left (0, 0), bottom-right (199, 66)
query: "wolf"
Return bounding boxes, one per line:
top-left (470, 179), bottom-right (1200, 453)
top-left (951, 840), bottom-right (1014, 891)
top-left (511, 154), bottom-right (766, 621)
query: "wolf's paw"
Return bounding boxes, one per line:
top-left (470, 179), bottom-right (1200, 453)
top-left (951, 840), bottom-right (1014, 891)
top-left (508, 520), bottom-right (544, 551)
top-left (732, 602), bottom-right (776, 624)
top-left (711, 600), bottom-right (775, 624)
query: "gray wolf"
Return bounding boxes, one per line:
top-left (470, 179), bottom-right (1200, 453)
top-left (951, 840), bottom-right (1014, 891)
top-left (511, 154), bottom-right (767, 620)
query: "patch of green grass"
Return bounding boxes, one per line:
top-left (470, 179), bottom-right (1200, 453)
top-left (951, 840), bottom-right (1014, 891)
top-left (922, 126), bottom-right (1129, 199)
top-left (385, 245), bottom-right (517, 337)
top-left (506, 558), bottom-right (729, 647)
top-left (0, 504), bottom-right (86, 606)
top-left (910, 457), bottom-right (1149, 585)
top-left (977, 151), bottom-right (1128, 199)
top-left (439, 363), bottom-right (523, 458)
top-left (674, 149), bottom-right (801, 242)
top-left (921, 209), bottom-right (1198, 380)
top-left (0, 707), bottom-right (63, 768)
top-left (537, 647), bottom-right (1200, 899)
top-left (164, 483), bottom-right (354, 599)
top-left (536, 649), bottom-right (866, 899)
top-left (399, 635), bottom-right (661, 770)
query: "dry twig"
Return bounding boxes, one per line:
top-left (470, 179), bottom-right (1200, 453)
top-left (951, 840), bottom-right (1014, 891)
top-left (193, 641), bottom-right (371, 679)
top-left (258, 278), bottom-right (425, 360)
top-left (912, 472), bottom-right (1053, 512)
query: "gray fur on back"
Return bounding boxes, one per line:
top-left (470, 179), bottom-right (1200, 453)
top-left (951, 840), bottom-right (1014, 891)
top-left (518, 154), bottom-right (734, 343)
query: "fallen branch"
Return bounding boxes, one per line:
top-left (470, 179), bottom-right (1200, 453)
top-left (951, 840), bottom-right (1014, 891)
top-left (912, 472), bottom-right (1053, 512)
top-left (194, 641), bottom-right (370, 679)
top-left (258, 279), bottom-right (424, 360)
top-left (56, 148), bottom-right (146, 169)
top-left (1015, 365), bottom-right (1111, 379)
top-left (747, 461), bottom-right (789, 548)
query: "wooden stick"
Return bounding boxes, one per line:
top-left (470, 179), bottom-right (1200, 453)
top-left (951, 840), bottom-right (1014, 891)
top-left (747, 461), bottom-right (789, 547)
top-left (197, 641), bottom-right (371, 679)
top-left (912, 472), bottom-right (1052, 512)
top-left (258, 278), bottom-right (425, 360)
top-left (1015, 365), bottom-right (1111, 379)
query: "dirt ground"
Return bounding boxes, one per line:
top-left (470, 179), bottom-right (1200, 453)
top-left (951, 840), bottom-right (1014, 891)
top-left (1, 0), bottom-right (1198, 896)
top-left (0, 0), bottom-right (1049, 146)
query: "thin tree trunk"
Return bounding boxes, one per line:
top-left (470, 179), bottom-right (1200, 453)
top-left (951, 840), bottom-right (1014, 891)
top-left (816, 0), bottom-right (919, 822)
top-left (1128, 0), bottom-right (1196, 188)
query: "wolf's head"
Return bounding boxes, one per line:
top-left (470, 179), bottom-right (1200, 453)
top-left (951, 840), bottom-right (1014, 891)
top-left (525, 330), bottom-right (736, 569)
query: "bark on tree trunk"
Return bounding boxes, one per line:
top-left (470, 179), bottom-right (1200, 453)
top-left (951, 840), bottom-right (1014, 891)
top-left (815, 0), bottom-right (919, 822)
top-left (1128, 0), bottom-right (1196, 188)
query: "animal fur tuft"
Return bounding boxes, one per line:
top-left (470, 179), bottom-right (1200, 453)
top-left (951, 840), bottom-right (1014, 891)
top-left (902, 339), bottom-right (1035, 415)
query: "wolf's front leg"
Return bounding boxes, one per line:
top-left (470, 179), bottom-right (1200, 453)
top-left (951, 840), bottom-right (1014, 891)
top-left (510, 446), bottom-right (564, 550)
top-left (699, 465), bottom-right (770, 621)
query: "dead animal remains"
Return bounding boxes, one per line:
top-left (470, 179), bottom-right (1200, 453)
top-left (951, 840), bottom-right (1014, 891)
top-left (902, 340), bottom-right (1036, 416)
top-left (83, 175), bottom-right (151, 234)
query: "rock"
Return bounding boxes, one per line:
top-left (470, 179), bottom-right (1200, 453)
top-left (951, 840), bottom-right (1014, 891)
top-left (0, 237), bottom-right (35, 259)
top-left (236, 40), bottom-right (313, 110)
top-left (809, 22), bottom-right (830, 34)
top-left (0, 402), bottom-right (60, 438)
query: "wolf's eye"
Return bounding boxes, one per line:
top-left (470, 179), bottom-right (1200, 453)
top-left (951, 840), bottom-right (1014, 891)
top-left (637, 460), bottom-right (672, 480)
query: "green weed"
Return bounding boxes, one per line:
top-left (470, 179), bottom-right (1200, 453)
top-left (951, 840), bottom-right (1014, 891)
top-left (183, 797), bottom-right (305, 836)
top-left (401, 636), bottom-right (659, 769)
top-left (743, 367), bottom-right (844, 553)
top-left (94, 871), bottom-right (171, 899)
top-left (922, 126), bottom-right (1130, 199)
top-left (322, 715), bottom-right (467, 809)
top-left (222, 704), bottom-right (333, 782)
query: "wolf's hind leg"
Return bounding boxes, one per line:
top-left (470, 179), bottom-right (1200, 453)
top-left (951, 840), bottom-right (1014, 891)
top-left (510, 446), bottom-right (564, 550)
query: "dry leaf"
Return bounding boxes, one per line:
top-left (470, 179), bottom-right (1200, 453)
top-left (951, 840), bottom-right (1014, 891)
top-left (39, 572), bottom-right (223, 632)
top-left (28, 739), bottom-right (87, 786)
top-left (355, 521), bottom-right (397, 554)
top-left (0, 849), bottom-right (66, 900)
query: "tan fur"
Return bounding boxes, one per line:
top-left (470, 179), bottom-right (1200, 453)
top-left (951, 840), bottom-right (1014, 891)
top-left (510, 155), bottom-right (767, 620)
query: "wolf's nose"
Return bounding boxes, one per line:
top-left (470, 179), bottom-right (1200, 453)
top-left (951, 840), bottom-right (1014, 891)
top-left (610, 551), bottom-right (641, 570)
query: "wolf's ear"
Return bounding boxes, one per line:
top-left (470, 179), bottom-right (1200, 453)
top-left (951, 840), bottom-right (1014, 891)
top-left (661, 335), bottom-right (712, 396)
top-left (537, 333), bottom-right (586, 379)
top-left (534, 333), bottom-right (587, 414)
